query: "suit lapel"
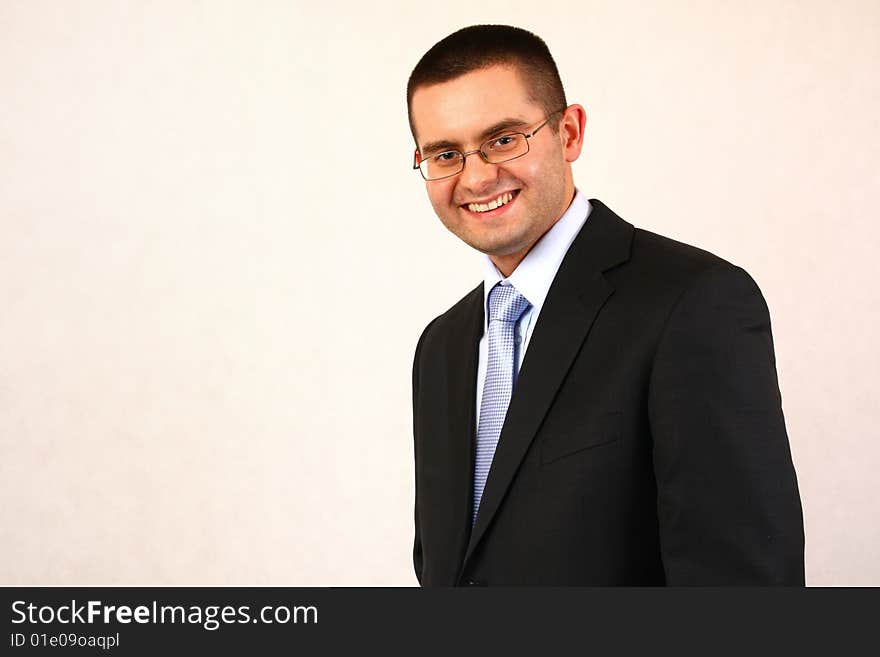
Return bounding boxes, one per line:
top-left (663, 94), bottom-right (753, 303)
top-left (440, 284), bottom-right (483, 579)
top-left (462, 199), bottom-right (634, 570)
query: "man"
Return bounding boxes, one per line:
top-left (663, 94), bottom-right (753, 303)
top-left (408, 25), bottom-right (804, 586)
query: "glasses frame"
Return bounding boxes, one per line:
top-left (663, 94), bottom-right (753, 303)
top-left (413, 106), bottom-right (568, 181)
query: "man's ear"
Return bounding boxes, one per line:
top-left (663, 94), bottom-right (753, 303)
top-left (559, 104), bottom-right (587, 163)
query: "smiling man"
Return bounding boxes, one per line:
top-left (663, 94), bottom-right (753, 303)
top-left (412, 63), bottom-right (577, 277)
top-left (408, 25), bottom-right (805, 586)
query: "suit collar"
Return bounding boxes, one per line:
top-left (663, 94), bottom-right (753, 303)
top-left (480, 190), bottom-right (593, 330)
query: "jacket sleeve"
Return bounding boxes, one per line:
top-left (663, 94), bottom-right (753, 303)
top-left (648, 264), bottom-right (805, 585)
top-left (411, 318), bottom-right (436, 586)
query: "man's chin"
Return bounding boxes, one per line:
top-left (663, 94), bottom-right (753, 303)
top-left (440, 216), bottom-right (534, 259)
top-left (465, 235), bottom-right (531, 259)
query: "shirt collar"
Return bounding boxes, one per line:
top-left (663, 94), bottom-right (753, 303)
top-left (482, 189), bottom-right (592, 331)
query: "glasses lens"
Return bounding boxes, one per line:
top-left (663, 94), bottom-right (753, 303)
top-left (483, 133), bottom-right (528, 163)
top-left (421, 151), bottom-right (463, 180)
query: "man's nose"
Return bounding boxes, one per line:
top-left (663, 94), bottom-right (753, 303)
top-left (459, 150), bottom-right (499, 192)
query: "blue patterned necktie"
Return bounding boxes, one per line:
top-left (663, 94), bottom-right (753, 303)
top-left (473, 283), bottom-right (531, 525)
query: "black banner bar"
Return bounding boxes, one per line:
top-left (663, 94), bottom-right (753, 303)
top-left (1, 587), bottom-right (875, 654)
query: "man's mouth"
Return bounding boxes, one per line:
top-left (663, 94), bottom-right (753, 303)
top-left (461, 190), bottom-right (519, 214)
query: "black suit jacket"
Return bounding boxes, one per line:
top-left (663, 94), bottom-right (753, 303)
top-left (411, 199), bottom-right (804, 586)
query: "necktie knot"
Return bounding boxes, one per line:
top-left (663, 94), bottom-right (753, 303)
top-left (488, 283), bottom-right (531, 324)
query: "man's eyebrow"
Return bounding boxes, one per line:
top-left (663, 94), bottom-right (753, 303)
top-left (420, 117), bottom-right (531, 155)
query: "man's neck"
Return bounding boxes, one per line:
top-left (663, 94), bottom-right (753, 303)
top-left (488, 188), bottom-right (577, 278)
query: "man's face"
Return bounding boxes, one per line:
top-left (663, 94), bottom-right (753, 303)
top-left (410, 65), bottom-right (575, 268)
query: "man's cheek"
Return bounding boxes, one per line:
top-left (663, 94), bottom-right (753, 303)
top-left (428, 190), bottom-right (456, 213)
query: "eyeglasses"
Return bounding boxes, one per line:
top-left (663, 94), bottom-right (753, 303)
top-left (413, 107), bottom-right (567, 181)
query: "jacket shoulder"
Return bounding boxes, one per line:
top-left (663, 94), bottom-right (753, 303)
top-left (630, 227), bottom-right (733, 281)
top-left (610, 226), bottom-right (769, 322)
top-left (415, 282), bottom-right (482, 347)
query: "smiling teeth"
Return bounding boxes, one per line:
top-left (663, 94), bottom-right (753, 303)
top-left (468, 192), bottom-right (514, 213)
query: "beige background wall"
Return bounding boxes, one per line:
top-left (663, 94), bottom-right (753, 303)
top-left (1, 0), bottom-right (877, 585)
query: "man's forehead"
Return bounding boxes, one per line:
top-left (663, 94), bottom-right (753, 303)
top-left (410, 65), bottom-right (541, 148)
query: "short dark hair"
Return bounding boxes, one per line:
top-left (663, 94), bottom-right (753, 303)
top-left (406, 25), bottom-right (568, 140)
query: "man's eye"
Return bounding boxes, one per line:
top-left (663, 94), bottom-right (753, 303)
top-left (434, 151), bottom-right (459, 162)
top-left (489, 135), bottom-right (520, 150)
